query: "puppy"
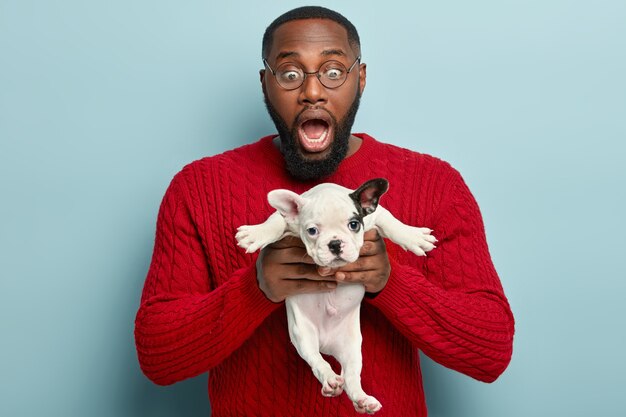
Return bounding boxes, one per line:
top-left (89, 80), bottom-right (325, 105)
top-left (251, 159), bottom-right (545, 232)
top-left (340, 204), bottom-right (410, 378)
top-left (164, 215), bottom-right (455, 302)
top-left (236, 178), bottom-right (436, 414)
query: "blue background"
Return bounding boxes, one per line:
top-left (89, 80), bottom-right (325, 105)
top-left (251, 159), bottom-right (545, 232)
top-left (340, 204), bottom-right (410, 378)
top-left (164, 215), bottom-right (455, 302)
top-left (1, 1), bottom-right (625, 416)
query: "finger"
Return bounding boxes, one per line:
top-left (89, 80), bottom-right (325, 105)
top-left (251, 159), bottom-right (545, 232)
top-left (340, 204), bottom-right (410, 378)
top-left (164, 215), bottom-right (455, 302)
top-left (283, 264), bottom-right (337, 281)
top-left (268, 235), bottom-right (306, 249)
top-left (363, 229), bottom-right (381, 241)
top-left (335, 270), bottom-right (366, 284)
top-left (317, 266), bottom-right (338, 277)
top-left (359, 240), bottom-right (383, 257)
top-left (285, 279), bottom-right (338, 295)
top-left (269, 278), bottom-right (337, 302)
top-left (267, 246), bottom-right (315, 264)
top-left (335, 270), bottom-right (386, 293)
top-left (337, 256), bottom-right (377, 272)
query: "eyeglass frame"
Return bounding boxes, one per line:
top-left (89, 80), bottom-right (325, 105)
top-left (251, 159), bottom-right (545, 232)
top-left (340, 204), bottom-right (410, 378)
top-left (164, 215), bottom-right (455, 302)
top-left (262, 56), bottom-right (362, 90)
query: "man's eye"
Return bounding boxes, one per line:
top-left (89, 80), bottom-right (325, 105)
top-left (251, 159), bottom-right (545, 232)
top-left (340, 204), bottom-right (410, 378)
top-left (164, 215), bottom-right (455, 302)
top-left (280, 71), bottom-right (301, 82)
top-left (307, 227), bottom-right (319, 236)
top-left (348, 221), bottom-right (361, 232)
top-left (325, 68), bottom-right (343, 80)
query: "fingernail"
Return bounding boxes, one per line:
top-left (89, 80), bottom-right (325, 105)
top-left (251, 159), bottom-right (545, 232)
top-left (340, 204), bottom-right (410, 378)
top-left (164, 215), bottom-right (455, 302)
top-left (326, 282), bottom-right (337, 289)
top-left (336, 272), bottom-right (345, 280)
top-left (319, 267), bottom-right (331, 275)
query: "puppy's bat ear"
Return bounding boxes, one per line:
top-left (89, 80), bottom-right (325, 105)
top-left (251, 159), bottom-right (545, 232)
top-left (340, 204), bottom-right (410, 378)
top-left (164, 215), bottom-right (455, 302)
top-left (349, 178), bottom-right (389, 216)
top-left (268, 189), bottom-right (307, 221)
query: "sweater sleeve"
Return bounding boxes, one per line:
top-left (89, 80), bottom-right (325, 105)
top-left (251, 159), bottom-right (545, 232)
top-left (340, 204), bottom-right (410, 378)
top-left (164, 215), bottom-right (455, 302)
top-left (367, 169), bottom-right (515, 383)
top-left (134, 172), bottom-right (280, 386)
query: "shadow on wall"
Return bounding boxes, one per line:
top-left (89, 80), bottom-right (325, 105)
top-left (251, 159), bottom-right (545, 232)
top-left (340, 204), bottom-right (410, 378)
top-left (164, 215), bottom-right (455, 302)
top-left (105, 222), bottom-right (211, 417)
top-left (117, 241), bottom-right (212, 417)
top-left (126, 373), bottom-right (212, 417)
top-left (420, 353), bottom-right (478, 416)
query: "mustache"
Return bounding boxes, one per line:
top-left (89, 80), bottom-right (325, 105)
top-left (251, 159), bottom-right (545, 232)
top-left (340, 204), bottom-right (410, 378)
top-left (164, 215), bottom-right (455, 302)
top-left (294, 106), bottom-right (333, 125)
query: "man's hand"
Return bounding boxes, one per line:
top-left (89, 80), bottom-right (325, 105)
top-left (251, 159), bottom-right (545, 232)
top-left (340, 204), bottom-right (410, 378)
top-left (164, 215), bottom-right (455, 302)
top-left (318, 230), bottom-right (391, 294)
top-left (256, 236), bottom-right (338, 303)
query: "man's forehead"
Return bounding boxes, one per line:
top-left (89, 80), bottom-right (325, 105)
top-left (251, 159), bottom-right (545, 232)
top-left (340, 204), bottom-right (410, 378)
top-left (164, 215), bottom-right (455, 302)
top-left (267, 19), bottom-right (353, 60)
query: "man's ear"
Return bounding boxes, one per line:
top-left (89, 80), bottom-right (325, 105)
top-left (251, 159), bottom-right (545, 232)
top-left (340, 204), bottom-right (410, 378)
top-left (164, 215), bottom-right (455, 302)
top-left (358, 63), bottom-right (366, 96)
top-left (268, 189), bottom-right (306, 221)
top-left (260, 69), bottom-right (267, 94)
top-left (349, 178), bottom-right (389, 216)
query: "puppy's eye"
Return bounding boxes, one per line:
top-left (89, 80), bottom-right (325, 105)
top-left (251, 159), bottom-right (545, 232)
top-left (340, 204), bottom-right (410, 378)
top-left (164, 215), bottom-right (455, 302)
top-left (348, 220), bottom-right (361, 232)
top-left (307, 227), bottom-right (319, 236)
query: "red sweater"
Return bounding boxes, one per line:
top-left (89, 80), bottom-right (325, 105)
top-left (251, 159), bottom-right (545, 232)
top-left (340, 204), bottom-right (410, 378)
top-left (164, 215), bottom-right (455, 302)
top-left (135, 133), bottom-right (514, 416)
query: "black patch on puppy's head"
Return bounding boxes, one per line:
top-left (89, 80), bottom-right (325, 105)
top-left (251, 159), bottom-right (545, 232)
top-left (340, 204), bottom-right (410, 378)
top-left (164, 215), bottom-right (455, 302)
top-left (349, 178), bottom-right (389, 217)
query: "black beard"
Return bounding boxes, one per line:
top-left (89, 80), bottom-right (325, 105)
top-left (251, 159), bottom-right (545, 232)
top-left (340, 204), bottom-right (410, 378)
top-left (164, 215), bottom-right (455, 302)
top-left (263, 92), bottom-right (361, 181)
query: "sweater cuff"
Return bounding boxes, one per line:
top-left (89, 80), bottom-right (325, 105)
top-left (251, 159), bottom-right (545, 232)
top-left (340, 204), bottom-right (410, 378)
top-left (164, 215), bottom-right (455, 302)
top-left (234, 260), bottom-right (281, 318)
top-left (365, 256), bottom-right (423, 312)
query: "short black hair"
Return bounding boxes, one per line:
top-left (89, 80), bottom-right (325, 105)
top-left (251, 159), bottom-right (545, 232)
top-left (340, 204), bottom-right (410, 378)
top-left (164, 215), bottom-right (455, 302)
top-left (262, 6), bottom-right (361, 59)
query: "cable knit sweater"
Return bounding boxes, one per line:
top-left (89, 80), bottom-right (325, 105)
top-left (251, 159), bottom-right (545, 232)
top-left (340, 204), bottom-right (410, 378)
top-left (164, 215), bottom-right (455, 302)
top-left (134, 133), bottom-right (515, 417)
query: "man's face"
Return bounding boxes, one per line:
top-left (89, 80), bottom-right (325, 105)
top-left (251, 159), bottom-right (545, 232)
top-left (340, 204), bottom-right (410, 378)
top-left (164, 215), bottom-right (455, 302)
top-left (261, 19), bottom-right (366, 181)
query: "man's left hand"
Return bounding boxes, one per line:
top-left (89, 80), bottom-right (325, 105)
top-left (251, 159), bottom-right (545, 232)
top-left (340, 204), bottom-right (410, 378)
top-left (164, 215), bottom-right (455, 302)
top-left (318, 230), bottom-right (390, 294)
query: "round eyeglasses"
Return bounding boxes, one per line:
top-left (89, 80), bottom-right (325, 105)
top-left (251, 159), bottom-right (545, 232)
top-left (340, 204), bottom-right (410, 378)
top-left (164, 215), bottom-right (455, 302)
top-left (263, 56), bottom-right (361, 90)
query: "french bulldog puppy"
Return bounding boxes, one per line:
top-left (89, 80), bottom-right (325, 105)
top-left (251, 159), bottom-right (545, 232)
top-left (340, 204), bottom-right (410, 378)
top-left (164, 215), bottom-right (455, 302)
top-left (236, 178), bottom-right (436, 414)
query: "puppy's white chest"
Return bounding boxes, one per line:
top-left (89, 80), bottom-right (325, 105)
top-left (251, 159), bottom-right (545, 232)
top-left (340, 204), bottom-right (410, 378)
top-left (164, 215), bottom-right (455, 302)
top-left (288, 284), bottom-right (364, 319)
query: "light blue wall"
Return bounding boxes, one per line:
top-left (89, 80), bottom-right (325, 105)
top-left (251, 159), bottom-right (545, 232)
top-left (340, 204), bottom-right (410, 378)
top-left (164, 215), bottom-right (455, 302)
top-left (1, 1), bottom-right (624, 416)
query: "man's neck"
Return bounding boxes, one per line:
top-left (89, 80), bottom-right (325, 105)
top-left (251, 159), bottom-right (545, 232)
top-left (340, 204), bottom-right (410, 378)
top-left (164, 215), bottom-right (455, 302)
top-left (346, 134), bottom-right (362, 157)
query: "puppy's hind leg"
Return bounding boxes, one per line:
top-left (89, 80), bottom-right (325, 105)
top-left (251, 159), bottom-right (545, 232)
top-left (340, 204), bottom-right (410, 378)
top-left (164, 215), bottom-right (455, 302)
top-left (334, 320), bottom-right (382, 414)
top-left (287, 305), bottom-right (344, 397)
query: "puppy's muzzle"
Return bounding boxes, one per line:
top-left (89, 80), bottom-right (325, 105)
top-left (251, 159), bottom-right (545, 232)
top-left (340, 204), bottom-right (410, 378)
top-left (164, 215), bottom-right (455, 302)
top-left (328, 239), bottom-right (342, 256)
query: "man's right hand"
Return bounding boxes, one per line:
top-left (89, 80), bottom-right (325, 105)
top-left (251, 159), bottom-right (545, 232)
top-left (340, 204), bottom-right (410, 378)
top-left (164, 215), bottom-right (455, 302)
top-left (256, 236), bottom-right (337, 303)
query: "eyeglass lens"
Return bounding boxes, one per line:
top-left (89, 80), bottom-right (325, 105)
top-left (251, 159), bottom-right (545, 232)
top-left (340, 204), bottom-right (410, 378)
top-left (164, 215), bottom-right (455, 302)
top-left (275, 61), bottom-right (349, 90)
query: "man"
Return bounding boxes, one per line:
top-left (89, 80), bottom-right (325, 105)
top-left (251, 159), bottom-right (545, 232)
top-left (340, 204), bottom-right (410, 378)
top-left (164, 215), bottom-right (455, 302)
top-left (135, 6), bottom-right (514, 417)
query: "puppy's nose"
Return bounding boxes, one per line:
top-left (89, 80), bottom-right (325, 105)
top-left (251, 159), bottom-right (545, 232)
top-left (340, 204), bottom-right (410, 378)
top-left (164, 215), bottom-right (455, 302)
top-left (328, 240), bottom-right (342, 255)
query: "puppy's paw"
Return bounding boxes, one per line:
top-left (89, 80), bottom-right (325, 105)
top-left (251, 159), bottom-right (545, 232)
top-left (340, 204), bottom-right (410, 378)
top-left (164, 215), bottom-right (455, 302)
top-left (354, 395), bottom-right (382, 414)
top-left (399, 226), bottom-right (437, 257)
top-left (321, 375), bottom-right (344, 397)
top-left (235, 225), bottom-right (269, 253)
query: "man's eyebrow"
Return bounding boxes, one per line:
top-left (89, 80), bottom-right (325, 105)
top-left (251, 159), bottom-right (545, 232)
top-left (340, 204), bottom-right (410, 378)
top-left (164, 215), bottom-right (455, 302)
top-left (321, 49), bottom-right (347, 57)
top-left (276, 51), bottom-right (300, 60)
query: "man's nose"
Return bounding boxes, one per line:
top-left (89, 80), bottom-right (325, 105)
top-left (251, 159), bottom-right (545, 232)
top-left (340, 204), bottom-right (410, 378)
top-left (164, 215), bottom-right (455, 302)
top-left (328, 239), bottom-right (342, 255)
top-left (299, 74), bottom-right (327, 105)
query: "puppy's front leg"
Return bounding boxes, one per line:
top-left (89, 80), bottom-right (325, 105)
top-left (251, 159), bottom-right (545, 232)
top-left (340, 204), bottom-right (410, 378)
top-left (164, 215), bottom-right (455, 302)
top-left (236, 211), bottom-right (288, 253)
top-left (373, 206), bottom-right (437, 257)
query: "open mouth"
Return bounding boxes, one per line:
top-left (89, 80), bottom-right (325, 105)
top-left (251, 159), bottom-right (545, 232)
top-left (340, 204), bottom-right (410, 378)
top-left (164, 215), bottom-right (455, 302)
top-left (297, 114), bottom-right (332, 154)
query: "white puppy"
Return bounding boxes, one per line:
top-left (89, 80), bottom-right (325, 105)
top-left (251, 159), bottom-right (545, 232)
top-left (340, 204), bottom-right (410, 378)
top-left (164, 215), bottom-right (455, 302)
top-left (236, 178), bottom-right (436, 414)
